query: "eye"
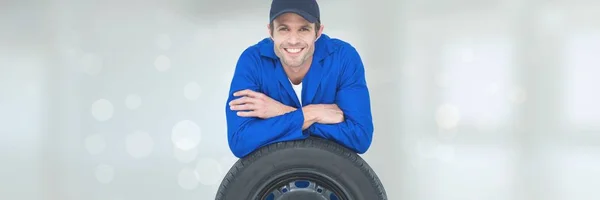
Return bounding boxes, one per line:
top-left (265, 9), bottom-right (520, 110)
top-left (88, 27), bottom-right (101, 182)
top-left (278, 27), bottom-right (289, 31)
top-left (300, 28), bottom-right (309, 31)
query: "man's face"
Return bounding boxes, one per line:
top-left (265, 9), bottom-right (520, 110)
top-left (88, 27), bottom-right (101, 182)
top-left (269, 12), bottom-right (322, 70)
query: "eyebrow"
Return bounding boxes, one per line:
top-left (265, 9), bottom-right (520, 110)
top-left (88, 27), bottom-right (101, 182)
top-left (276, 24), bottom-right (312, 29)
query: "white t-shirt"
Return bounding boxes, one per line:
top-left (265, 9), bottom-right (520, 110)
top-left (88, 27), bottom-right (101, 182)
top-left (290, 79), bottom-right (302, 105)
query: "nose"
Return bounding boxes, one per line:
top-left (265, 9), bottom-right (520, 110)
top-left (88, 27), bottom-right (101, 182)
top-left (286, 32), bottom-right (301, 45)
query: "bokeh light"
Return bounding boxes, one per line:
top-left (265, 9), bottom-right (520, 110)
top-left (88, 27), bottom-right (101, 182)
top-left (154, 55), bottom-right (171, 72)
top-left (125, 94), bottom-right (142, 110)
top-left (91, 99), bottom-right (114, 122)
top-left (126, 130), bottom-right (154, 159)
top-left (171, 120), bottom-right (202, 151)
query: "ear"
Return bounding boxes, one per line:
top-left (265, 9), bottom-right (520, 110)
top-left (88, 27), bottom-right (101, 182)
top-left (267, 23), bottom-right (273, 39)
top-left (316, 24), bottom-right (324, 40)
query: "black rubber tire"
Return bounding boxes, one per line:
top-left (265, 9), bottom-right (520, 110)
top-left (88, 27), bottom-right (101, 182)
top-left (215, 136), bottom-right (387, 200)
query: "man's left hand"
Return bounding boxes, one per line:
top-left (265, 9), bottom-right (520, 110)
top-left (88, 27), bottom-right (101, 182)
top-left (229, 89), bottom-right (296, 119)
top-left (303, 104), bottom-right (345, 124)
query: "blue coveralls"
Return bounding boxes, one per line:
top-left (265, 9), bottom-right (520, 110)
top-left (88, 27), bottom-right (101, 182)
top-left (225, 33), bottom-right (374, 158)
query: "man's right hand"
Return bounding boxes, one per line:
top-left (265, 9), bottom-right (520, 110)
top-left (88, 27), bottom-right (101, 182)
top-left (229, 89), bottom-right (296, 119)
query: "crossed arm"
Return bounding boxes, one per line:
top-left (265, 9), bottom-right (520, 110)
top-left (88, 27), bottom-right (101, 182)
top-left (228, 90), bottom-right (344, 131)
top-left (225, 47), bottom-right (373, 158)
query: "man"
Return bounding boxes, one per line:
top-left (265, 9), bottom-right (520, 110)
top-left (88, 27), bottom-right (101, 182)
top-left (225, 0), bottom-right (374, 158)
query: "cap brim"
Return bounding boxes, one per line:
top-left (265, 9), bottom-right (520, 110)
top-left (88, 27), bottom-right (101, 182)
top-left (270, 8), bottom-right (318, 23)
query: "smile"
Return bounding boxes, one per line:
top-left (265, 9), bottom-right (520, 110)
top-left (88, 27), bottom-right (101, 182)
top-left (284, 48), bottom-right (304, 54)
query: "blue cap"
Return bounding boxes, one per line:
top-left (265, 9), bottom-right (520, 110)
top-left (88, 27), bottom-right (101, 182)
top-left (269, 0), bottom-right (320, 23)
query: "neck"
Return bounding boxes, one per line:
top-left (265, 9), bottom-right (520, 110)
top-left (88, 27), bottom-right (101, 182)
top-left (283, 62), bottom-right (311, 85)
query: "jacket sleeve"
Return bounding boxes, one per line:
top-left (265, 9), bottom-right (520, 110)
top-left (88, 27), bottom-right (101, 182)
top-left (225, 49), bottom-right (308, 158)
top-left (307, 46), bottom-right (374, 154)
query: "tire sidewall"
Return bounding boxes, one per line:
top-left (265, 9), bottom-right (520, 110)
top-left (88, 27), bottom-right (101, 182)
top-left (219, 145), bottom-right (383, 200)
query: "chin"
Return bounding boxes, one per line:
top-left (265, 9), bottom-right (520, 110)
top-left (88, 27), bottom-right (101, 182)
top-left (283, 61), bottom-right (303, 68)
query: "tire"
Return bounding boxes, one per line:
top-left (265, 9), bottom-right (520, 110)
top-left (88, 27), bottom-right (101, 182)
top-left (215, 136), bottom-right (387, 200)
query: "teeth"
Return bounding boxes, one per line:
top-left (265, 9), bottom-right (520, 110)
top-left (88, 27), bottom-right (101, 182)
top-left (286, 48), bottom-right (301, 53)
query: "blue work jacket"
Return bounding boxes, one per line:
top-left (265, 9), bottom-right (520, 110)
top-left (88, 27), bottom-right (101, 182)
top-left (225, 33), bottom-right (374, 158)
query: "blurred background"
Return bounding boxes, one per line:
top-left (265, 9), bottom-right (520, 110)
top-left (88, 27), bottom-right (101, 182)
top-left (1, 0), bottom-right (599, 199)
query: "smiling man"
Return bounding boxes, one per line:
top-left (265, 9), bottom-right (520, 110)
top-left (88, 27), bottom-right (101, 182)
top-left (225, 0), bottom-right (374, 158)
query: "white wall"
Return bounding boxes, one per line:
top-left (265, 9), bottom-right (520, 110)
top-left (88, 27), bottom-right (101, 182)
top-left (1, 0), bottom-right (600, 200)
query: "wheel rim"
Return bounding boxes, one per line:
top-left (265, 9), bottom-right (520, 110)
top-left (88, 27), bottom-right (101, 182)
top-left (253, 168), bottom-right (350, 200)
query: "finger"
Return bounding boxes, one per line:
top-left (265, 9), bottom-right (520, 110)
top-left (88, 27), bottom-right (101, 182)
top-left (229, 96), bottom-right (258, 106)
top-left (229, 97), bottom-right (245, 106)
top-left (331, 104), bottom-right (342, 110)
top-left (234, 89), bottom-right (264, 98)
top-left (233, 89), bottom-right (255, 96)
top-left (230, 103), bottom-right (255, 111)
top-left (236, 110), bottom-right (258, 117)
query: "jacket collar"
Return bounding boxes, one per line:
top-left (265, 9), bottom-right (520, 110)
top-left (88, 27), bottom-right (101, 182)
top-left (259, 33), bottom-right (334, 62)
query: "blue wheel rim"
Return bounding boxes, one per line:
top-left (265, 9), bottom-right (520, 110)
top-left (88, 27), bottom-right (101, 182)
top-left (254, 169), bottom-right (349, 200)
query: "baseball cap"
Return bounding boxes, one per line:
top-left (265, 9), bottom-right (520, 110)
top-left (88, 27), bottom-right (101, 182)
top-left (269, 0), bottom-right (320, 23)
